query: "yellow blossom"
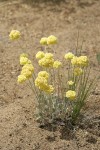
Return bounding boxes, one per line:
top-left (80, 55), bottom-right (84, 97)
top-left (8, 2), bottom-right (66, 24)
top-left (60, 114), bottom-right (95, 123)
top-left (53, 60), bottom-right (62, 68)
top-left (67, 80), bottom-right (74, 86)
top-left (9, 30), bottom-right (20, 40)
top-left (47, 35), bottom-right (57, 45)
top-left (71, 56), bottom-right (78, 65)
top-left (71, 56), bottom-right (89, 67)
top-left (17, 75), bottom-right (27, 83)
top-left (20, 53), bottom-right (28, 58)
top-left (35, 77), bottom-right (48, 87)
top-left (40, 37), bottom-right (47, 45)
top-left (45, 53), bottom-right (53, 59)
top-left (36, 51), bottom-right (45, 59)
top-left (38, 71), bottom-right (49, 79)
top-left (20, 57), bottom-right (31, 65)
top-left (64, 52), bottom-right (74, 60)
top-left (78, 56), bottom-right (89, 67)
top-left (39, 57), bottom-right (54, 68)
top-left (45, 85), bottom-right (54, 93)
top-left (35, 76), bottom-right (54, 93)
top-left (66, 90), bottom-right (76, 100)
top-left (35, 76), bottom-right (49, 91)
top-left (21, 69), bottom-right (32, 79)
top-left (74, 67), bottom-right (83, 76)
top-left (22, 64), bottom-right (34, 73)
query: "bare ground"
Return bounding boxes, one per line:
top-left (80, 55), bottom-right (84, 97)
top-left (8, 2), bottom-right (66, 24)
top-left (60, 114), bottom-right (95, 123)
top-left (0, 0), bottom-right (100, 150)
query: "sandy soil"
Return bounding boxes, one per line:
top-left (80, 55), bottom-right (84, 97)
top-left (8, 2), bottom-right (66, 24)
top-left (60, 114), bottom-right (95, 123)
top-left (0, 0), bottom-right (100, 149)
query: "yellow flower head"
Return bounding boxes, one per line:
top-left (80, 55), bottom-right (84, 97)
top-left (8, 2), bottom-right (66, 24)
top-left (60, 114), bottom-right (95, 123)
top-left (66, 90), bottom-right (76, 100)
top-left (17, 75), bottom-right (27, 83)
top-left (20, 53), bottom-right (28, 58)
top-left (53, 60), bottom-right (62, 69)
top-left (36, 51), bottom-right (45, 59)
top-left (39, 57), bottom-right (54, 68)
top-left (22, 64), bottom-right (34, 73)
top-left (40, 37), bottom-right (47, 45)
top-left (20, 57), bottom-right (31, 66)
top-left (45, 85), bottom-right (54, 94)
top-left (74, 67), bottom-right (83, 76)
top-left (35, 77), bottom-right (48, 87)
top-left (21, 69), bottom-right (32, 79)
top-left (45, 53), bottom-right (53, 59)
top-left (9, 30), bottom-right (20, 40)
top-left (38, 71), bottom-right (49, 79)
top-left (64, 52), bottom-right (74, 60)
top-left (71, 56), bottom-right (78, 65)
top-left (78, 56), bottom-right (89, 67)
top-left (47, 35), bottom-right (57, 45)
top-left (35, 76), bottom-right (49, 91)
top-left (67, 80), bottom-right (74, 86)
top-left (71, 56), bottom-right (89, 67)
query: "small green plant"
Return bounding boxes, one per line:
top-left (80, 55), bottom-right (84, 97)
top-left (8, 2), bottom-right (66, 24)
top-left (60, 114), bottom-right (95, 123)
top-left (9, 30), bottom-right (98, 125)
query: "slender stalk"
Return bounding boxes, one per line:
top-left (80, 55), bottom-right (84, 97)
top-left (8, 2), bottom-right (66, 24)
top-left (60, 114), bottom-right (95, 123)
top-left (18, 40), bottom-right (26, 53)
top-left (28, 79), bottom-right (39, 101)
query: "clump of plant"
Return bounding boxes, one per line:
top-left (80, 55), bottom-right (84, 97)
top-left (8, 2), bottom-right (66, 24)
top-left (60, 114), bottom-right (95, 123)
top-left (10, 30), bottom-right (98, 125)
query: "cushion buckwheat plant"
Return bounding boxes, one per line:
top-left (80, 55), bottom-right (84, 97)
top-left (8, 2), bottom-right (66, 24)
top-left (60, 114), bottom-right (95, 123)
top-left (10, 30), bottom-right (98, 125)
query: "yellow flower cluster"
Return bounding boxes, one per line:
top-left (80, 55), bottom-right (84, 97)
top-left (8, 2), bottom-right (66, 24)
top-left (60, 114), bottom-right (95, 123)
top-left (20, 54), bottom-right (31, 65)
top-left (53, 60), bottom-right (62, 69)
top-left (18, 54), bottom-right (34, 83)
top-left (21, 69), bottom-right (32, 79)
top-left (18, 74), bottom-right (27, 83)
top-left (40, 37), bottom-right (48, 45)
top-left (71, 56), bottom-right (77, 65)
top-left (40, 35), bottom-right (57, 45)
top-left (47, 35), bottom-right (57, 45)
top-left (35, 71), bottom-right (54, 93)
top-left (78, 56), bottom-right (89, 67)
top-left (9, 30), bottom-right (20, 40)
top-left (45, 53), bottom-right (53, 59)
top-left (74, 67), bottom-right (83, 76)
top-left (22, 64), bottom-right (34, 72)
top-left (35, 76), bottom-right (48, 89)
top-left (20, 53), bottom-right (28, 58)
top-left (71, 56), bottom-right (88, 67)
top-left (66, 90), bottom-right (76, 100)
top-left (36, 52), bottom-right (62, 69)
top-left (38, 53), bottom-right (54, 68)
top-left (36, 51), bottom-right (45, 59)
top-left (67, 80), bottom-right (74, 86)
top-left (46, 85), bottom-right (54, 93)
top-left (38, 71), bottom-right (49, 79)
top-left (64, 52), bottom-right (74, 60)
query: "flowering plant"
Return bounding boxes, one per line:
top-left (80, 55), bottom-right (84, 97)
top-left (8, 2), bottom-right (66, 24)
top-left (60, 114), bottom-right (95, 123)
top-left (10, 30), bottom-right (97, 125)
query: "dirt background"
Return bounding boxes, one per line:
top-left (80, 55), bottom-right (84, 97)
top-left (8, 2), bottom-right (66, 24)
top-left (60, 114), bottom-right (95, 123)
top-left (0, 0), bottom-right (100, 149)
